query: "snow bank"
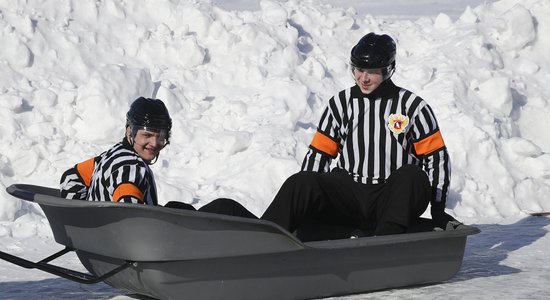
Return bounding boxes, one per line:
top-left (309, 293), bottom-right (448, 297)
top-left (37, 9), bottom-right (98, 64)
top-left (1, 0), bottom-right (550, 237)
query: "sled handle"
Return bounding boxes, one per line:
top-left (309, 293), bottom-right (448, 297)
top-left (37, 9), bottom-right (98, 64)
top-left (6, 184), bottom-right (61, 201)
top-left (0, 247), bottom-right (134, 284)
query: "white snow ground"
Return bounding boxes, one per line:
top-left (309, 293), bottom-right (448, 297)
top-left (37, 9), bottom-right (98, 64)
top-left (1, 0), bottom-right (549, 299)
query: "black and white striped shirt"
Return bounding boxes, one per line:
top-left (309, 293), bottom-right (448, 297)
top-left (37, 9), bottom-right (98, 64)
top-left (302, 81), bottom-right (450, 204)
top-left (60, 139), bottom-right (158, 205)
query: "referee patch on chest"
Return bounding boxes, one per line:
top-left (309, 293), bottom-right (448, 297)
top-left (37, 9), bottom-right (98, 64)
top-left (387, 113), bottom-right (409, 134)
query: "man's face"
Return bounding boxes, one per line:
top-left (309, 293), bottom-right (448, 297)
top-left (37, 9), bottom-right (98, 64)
top-left (353, 67), bottom-right (385, 94)
top-left (127, 127), bottom-right (168, 163)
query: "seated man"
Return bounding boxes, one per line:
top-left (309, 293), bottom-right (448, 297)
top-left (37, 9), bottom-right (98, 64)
top-left (60, 97), bottom-right (256, 218)
top-left (261, 33), bottom-right (460, 237)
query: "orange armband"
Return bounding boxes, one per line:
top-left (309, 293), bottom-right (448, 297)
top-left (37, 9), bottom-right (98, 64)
top-left (413, 130), bottom-right (445, 156)
top-left (310, 131), bottom-right (339, 157)
top-left (113, 183), bottom-right (144, 203)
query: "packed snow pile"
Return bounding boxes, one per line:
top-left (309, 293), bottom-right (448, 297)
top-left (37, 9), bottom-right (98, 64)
top-left (1, 0), bottom-right (549, 238)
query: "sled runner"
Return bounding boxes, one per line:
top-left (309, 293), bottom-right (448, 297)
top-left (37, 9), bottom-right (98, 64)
top-left (1, 184), bottom-right (479, 300)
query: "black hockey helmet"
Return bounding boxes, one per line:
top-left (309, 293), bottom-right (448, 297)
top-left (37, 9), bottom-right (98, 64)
top-left (126, 97), bottom-right (172, 143)
top-left (350, 33), bottom-right (396, 80)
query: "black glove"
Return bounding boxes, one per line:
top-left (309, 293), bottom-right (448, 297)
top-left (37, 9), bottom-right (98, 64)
top-left (431, 206), bottom-right (462, 230)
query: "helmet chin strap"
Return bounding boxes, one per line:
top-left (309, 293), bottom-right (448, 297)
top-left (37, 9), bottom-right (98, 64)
top-left (147, 142), bottom-right (171, 165)
top-left (384, 68), bottom-right (395, 81)
top-left (149, 155), bottom-right (159, 165)
top-left (384, 63), bottom-right (396, 80)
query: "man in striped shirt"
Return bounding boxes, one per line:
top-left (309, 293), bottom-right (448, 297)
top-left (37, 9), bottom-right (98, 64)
top-left (60, 97), bottom-right (171, 204)
top-left (60, 97), bottom-right (256, 218)
top-left (262, 33), bottom-right (459, 236)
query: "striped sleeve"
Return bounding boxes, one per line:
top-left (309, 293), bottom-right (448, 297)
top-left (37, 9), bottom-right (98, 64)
top-left (60, 165), bottom-right (88, 199)
top-left (60, 157), bottom-right (98, 200)
top-left (109, 163), bottom-right (148, 204)
top-left (409, 103), bottom-right (451, 205)
top-left (301, 92), bottom-right (346, 172)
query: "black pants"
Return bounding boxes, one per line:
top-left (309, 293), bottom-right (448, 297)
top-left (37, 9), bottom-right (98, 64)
top-left (165, 199), bottom-right (257, 219)
top-left (261, 165), bottom-right (430, 235)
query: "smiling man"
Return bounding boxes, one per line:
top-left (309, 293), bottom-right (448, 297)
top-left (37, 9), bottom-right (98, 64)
top-left (60, 97), bottom-right (171, 204)
top-left (262, 33), bottom-right (459, 236)
top-left (60, 97), bottom-right (257, 219)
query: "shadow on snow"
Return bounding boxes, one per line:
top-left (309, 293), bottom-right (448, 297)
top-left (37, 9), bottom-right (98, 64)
top-left (452, 216), bottom-right (550, 282)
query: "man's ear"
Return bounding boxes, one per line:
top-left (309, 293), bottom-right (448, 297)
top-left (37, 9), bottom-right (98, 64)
top-left (125, 126), bottom-right (133, 143)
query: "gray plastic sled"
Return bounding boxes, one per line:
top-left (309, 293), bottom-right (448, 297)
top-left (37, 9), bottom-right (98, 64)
top-left (2, 184), bottom-right (479, 300)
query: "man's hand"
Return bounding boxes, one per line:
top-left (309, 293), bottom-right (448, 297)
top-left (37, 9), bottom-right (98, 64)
top-left (431, 207), bottom-right (462, 230)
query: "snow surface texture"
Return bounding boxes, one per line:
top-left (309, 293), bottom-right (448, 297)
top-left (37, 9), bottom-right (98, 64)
top-left (0, 0), bottom-right (549, 299)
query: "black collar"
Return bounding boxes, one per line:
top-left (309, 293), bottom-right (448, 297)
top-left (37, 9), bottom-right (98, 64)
top-left (354, 80), bottom-right (399, 100)
top-left (122, 137), bottom-right (133, 150)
